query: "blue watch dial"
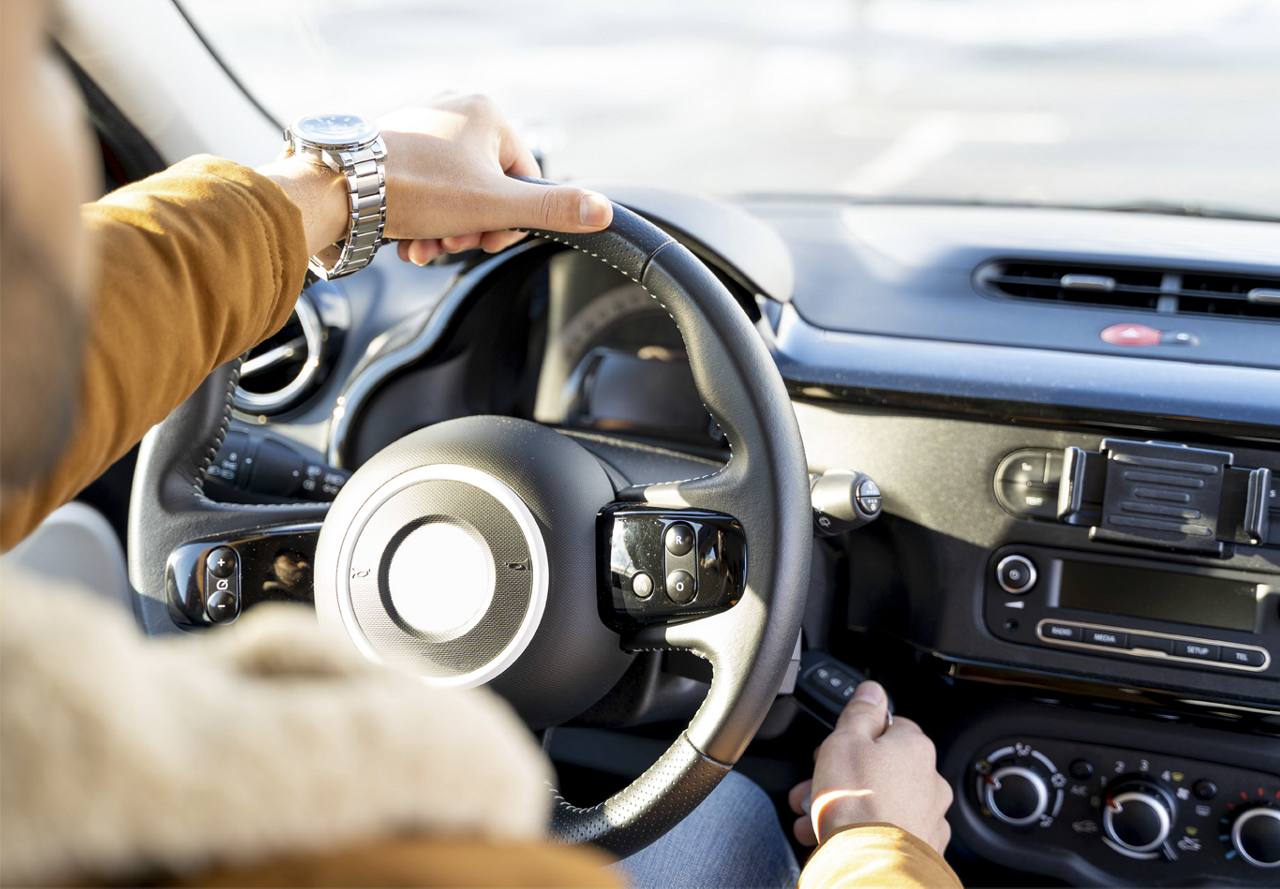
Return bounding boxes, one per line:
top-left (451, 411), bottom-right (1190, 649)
top-left (291, 113), bottom-right (377, 148)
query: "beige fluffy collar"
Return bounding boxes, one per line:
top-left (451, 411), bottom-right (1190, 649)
top-left (0, 565), bottom-right (553, 885)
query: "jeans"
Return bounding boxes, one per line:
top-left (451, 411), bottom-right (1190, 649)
top-left (616, 770), bottom-right (800, 889)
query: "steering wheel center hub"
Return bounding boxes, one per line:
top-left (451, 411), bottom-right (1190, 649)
top-left (327, 463), bottom-right (549, 687)
top-left (386, 520), bottom-right (495, 640)
top-left (314, 416), bottom-right (631, 726)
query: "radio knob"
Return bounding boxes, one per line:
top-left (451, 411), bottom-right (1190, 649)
top-left (983, 765), bottom-right (1050, 827)
top-left (995, 554), bottom-right (1037, 595)
top-left (1103, 781), bottom-right (1174, 854)
top-left (1231, 806), bottom-right (1280, 869)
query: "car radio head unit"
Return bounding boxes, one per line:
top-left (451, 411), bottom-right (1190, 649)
top-left (1056, 559), bottom-right (1264, 634)
top-left (984, 545), bottom-right (1277, 676)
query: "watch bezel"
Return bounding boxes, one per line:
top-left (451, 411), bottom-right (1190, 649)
top-left (287, 113), bottom-right (379, 151)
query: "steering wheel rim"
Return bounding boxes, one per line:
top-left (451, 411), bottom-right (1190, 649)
top-left (128, 192), bottom-right (812, 857)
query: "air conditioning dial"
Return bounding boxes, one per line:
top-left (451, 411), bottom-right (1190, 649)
top-left (974, 742), bottom-right (1064, 830)
top-left (1231, 806), bottom-right (1280, 869)
top-left (1102, 779), bottom-right (1175, 855)
top-left (983, 765), bottom-right (1050, 827)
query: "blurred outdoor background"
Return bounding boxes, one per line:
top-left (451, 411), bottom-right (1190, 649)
top-left (183, 0), bottom-right (1280, 217)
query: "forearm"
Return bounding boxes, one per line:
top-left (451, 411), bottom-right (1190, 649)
top-left (0, 156), bottom-right (308, 549)
top-left (797, 824), bottom-right (963, 889)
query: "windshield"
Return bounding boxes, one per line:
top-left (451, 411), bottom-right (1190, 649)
top-left (182, 0), bottom-right (1280, 219)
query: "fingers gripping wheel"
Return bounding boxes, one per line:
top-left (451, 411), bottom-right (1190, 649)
top-left (519, 186), bottom-right (813, 853)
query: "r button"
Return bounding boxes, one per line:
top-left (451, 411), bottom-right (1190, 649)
top-left (664, 523), bottom-right (695, 557)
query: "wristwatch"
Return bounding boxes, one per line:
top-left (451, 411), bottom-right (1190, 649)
top-left (283, 113), bottom-right (387, 280)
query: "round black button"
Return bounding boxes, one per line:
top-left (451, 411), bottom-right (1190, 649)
top-left (664, 523), bottom-right (695, 557)
top-left (1069, 759), bottom-right (1095, 781)
top-left (855, 478), bottom-right (882, 515)
top-left (1193, 779), bottom-right (1218, 801)
top-left (631, 572), bottom-right (654, 600)
top-left (995, 554), bottom-right (1037, 594)
top-left (206, 547), bottom-right (237, 578)
top-left (206, 589), bottom-right (237, 623)
top-left (666, 569), bottom-right (696, 604)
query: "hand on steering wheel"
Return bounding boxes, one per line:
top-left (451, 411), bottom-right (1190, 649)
top-left (129, 187), bottom-right (812, 856)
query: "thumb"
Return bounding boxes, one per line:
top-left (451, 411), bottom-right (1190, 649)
top-left (496, 179), bottom-right (614, 234)
top-left (834, 680), bottom-right (890, 739)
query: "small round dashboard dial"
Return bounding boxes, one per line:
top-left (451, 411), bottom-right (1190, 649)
top-left (1102, 780), bottom-right (1175, 855)
top-left (974, 742), bottom-right (1064, 830)
top-left (995, 554), bottom-right (1037, 595)
top-left (1231, 806), bottom-right (1280, 869)
top-left (984, 765), bottom-right (1050, 827)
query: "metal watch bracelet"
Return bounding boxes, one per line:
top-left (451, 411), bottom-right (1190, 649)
top-left (310, 138), bottom-right (387, 280)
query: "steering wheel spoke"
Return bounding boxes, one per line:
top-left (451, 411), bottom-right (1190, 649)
top-left (130, 361), bottom-right (331, 632)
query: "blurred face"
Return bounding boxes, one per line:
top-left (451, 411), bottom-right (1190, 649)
top-left (0, 0), bottom-right (99, 497)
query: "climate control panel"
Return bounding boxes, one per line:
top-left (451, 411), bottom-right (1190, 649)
top-left (966, 736), bottom-right (1279, 883)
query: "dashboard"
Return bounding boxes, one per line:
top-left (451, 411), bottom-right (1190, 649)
top-left (210, 193), bottom-right (1280, 886)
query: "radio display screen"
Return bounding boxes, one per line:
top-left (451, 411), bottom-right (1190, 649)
top-left (1057, 561), bottom-right (1261, 633)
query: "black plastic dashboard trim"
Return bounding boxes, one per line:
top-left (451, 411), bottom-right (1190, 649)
top-left (771, 305), bottom-right (1280, 440)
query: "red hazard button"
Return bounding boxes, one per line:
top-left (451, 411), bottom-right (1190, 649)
top-left (1100, 323), bottom-right (1162, 346)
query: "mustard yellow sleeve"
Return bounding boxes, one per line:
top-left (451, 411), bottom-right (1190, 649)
top-left (0, 155), bottom-right (307, 550)
top-left (177, 836), bottom-right (624, 888)
top-left (798, 824), bottom-right (963, 889)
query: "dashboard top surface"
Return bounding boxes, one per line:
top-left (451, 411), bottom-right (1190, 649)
top-left (743, 200), bottom-right (1280, 373)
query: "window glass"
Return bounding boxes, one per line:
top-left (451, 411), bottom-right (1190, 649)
top-left (182, 0), bottom-right (1280, 218)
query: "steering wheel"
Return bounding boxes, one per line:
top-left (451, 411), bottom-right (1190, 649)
top-left (128, 195), bottom-right (813, 856)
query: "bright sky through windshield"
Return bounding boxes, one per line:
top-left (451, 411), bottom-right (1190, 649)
top-left (183, 0), bottom-right (1280, 217)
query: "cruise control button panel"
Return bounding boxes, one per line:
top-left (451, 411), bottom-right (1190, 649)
top-left (599, 506), bottom-right (747, 630)
top-left (166, 526), bottom-right (319, 629)
top-left (204, 547), bottom-right (241, 624)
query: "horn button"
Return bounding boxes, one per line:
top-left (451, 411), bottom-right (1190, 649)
top-left (315, 416), bottom-right (632, 727)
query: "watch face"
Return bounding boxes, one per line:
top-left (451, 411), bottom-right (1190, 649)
top-left (291, 113), bottom-right (377, 148)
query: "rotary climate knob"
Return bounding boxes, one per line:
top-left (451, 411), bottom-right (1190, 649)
top-left (1103, 781), bottom-right (1174, 854)
top-left (1231, 806), bottom-right (1280, 869)
top-left (984, 765), bottom-right (1050, 827)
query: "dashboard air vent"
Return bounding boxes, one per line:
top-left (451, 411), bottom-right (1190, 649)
top-left (976, 260), bottom-right (1280, 322)
top-left (234, 290), bottom-right (324, 415)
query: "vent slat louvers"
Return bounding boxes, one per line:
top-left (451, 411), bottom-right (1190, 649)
top-left (977, 261), bottom-right (1280, 322)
